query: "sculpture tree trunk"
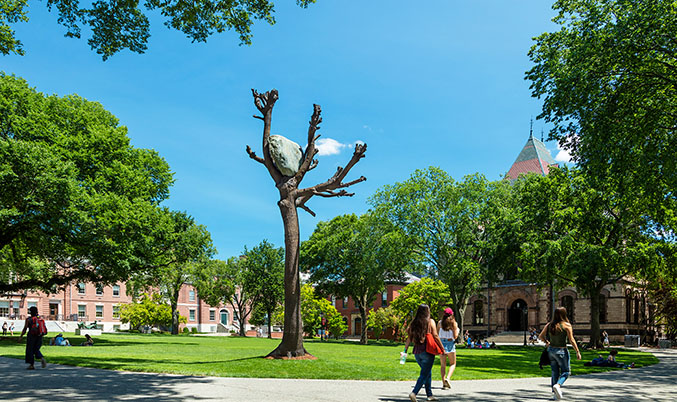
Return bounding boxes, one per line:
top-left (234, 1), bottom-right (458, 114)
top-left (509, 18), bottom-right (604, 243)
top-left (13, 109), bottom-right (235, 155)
top-left (247, 89), bottom-right (366, 358)
top-left (267, 197), bottom-right (306, 357)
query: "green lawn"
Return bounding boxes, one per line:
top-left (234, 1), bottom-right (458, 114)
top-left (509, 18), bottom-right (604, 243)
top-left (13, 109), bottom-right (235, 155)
top-left (0, 333), bottom-right (658, 380)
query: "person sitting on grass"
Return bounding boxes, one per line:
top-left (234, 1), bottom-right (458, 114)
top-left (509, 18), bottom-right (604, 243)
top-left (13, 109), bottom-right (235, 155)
top-left (466, 336), bottom-right (473, 348)
top-left (80, 334), bottom-right (94, 346)
top-left (50, 333), bottom-right (71, 346)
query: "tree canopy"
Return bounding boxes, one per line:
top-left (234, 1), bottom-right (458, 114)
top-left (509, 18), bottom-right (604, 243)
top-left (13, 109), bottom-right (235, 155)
top-left (301, 213), bottom-right (410, 344)
top-left (514, 167), bottom-right (665, 347)
top-left (1, 0), bottom-right (317, 59)
top-left (526, 0), bottom-right (677, 233)
top-left (241, 240), bottom-right (285, 338)
top-left (0, 73), bottom-right (174, 293)
top-left (370, 167), bottom-right (507, 335)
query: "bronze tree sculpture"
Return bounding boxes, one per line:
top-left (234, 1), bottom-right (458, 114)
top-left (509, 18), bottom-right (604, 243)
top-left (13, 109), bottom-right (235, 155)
top-left (247, 89), bottom-right (367, 358)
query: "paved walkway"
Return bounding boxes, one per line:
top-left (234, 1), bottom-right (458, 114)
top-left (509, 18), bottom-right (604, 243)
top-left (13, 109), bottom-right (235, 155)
top-left (0, 348), bottom-right (675, 401)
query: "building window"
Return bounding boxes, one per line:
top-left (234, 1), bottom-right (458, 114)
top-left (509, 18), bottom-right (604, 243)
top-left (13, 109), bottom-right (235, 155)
top-left (78, 305), bottom-right (87, 319)
top-left (189, 309), bottom-right (196, 321)
top-left (625, 289), bottom-right (633, 323)
top-left (473, 300), bottom-right (484, 325)
top-left (599, 294), bottom-right (607, 324)
top-left (77, 283), bottom-right (86, 294)
top-left (634, 295), bottom-right (640, 324)
top-left (113, 305), bottom-right (120, 319)
top-left (0, 301), bottom-right (8, 317)
top-left (96, 284), bottom-right (104, 296)
top-left (209, 310), bottom-right (215, 321)
top-left (331, 295), bottom-right (336, 307)
top-left (561, 295), bottom-right (575, 323)
top-left (95, 305), bottom-right (103, 318)
top-left (343, 297), bottom-right (348, 309)
top-left (189, 290), bottom-right (195, 301)
top-left (382, 291), bottom-right (388, 307)
top-left (113, 285), bottom-right (120, 297)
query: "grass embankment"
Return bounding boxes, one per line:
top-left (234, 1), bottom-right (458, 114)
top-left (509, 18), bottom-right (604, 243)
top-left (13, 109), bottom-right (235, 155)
top-left (0, 334), bottom-right (658, 380)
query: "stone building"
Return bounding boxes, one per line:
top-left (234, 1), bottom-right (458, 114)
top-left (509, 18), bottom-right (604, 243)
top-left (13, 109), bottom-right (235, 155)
top-left (462, 134), bottom-right (660, 344)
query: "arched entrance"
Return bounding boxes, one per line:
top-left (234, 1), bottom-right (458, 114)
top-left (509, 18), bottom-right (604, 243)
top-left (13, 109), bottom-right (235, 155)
top-left (508, 299), bottom-right (527, 331)
top-left (220, 309), bottom-right (229, 326)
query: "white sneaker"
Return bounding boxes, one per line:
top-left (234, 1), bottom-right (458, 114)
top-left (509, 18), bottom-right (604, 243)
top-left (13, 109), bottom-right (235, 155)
top-left (426, 397), bottom-right (438, 401)
top-left (409, 392), bottom-right (417, 402)
top-left (552, 384), bottom-right (563, 400)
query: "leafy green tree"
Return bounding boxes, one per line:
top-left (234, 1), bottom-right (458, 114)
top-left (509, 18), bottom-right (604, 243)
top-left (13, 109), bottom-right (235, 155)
top-left (1, 0), bottom-right (317, 59)
top-left (299, 284), bottom-right (346, 339)
top-left (128, 211), bottom-right (215, 334)
top-left (241, 240), bottom-right (285, 338)
top-left (195, 258), bottom-right (254, 336)
top-left (301, 213), bottom-right (410, 344)
top-left (514, 167), bottom-right (665, 348)
top-left (119, 293), bottom-right (184, 330)
top-left (526, 0), bottom-right (677, 233)
top-left (390, 277), bottom-right (453, 337)
top-left (366, 305), bottom-right (404, 341)
top-left (0, 73), bottom-right (174, 294)
top-left (370, 167), bottom-right (503, 337)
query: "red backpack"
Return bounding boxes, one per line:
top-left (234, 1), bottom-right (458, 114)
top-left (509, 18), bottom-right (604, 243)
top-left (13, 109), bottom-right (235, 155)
top-left (29, 316), bottom-right (48, 336)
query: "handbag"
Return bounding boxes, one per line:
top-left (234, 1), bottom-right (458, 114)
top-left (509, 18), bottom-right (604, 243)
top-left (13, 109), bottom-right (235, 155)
top-left (425, 333), bottom-right (444, 355)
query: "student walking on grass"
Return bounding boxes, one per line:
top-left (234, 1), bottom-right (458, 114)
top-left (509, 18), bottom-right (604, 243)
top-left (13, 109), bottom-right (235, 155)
top-left (404, 304), bottom-right (444, 401)
top-left (538, 307), bottom-right (581, 400)
top-left (438, 307), bottom-right (459, 389)
top-left (19, 306), bottom-right (47, 370)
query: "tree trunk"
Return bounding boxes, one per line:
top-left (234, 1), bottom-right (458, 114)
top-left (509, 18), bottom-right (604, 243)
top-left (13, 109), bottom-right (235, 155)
top-left (171, 301), bottom-right (180, 335)
top-left (453, 301), bottom-right (465, 343)
top-left (267, 197), bottom-right (308, 358)
top-left (267, 308), bottom-right (273, 339)
top-left (359, 303), bottom-right (368, 345)
top-left (589, 287), bottom-right (602, 349)
top-left (237, 304), bottom-right (247, 337)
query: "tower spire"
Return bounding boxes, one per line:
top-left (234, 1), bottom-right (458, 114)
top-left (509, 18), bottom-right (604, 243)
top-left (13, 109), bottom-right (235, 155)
top-left (529, 117), bottom-right (534, 139)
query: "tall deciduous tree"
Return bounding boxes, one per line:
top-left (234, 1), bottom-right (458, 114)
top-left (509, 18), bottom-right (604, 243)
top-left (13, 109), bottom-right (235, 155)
top-left (246, 89), bottom-right (367, 357)
top-left (301, 213), bottom-right (410, 344)
top-left (526, 0), bottom-right (677, 233)
top-left (119, 293), bottom-right (182, 331)
top-left (514, 167), bottom-right (664, 348)
top-left (128, 211), bottom-right (215, 334)
top-left (241, 240), bottom-right (285, 339)
top-left (195, 258), bottom-right (255, 336)
top-left (0, 73), bottom-right (174, 293)
top-left (370, 168), bottom-right (501, 338)
top-left (299, 284), bottom-right (347, 339)
top-left (1, 0), bottom-right (317, 59)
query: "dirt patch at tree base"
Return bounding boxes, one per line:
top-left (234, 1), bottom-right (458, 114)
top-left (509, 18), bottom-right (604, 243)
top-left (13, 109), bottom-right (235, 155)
top-left (265, 354), bottom-right (317, 360)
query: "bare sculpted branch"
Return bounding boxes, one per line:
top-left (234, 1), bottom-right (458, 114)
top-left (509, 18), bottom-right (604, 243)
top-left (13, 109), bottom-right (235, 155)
top-left (245, 89), bottom-right (366, 358)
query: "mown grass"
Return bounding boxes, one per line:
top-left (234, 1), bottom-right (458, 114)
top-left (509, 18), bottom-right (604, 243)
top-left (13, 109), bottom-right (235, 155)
top-left (0, 333), bottom-right (658, 380)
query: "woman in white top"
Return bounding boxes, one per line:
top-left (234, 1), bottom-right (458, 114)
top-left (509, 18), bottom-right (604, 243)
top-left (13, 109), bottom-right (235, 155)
top-left (438, 307), bottom-right (459, 389)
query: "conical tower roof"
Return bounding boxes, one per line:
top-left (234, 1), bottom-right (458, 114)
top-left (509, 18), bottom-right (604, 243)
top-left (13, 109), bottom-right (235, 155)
top-left (505, 134), bottom-right (557, 180)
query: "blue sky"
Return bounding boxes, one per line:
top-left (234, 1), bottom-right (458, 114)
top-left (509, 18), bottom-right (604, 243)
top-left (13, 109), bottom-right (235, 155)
top-left (4, 0), bottom-right (568, 258)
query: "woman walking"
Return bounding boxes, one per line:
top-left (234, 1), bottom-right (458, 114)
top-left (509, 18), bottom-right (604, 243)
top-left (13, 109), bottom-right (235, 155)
top-left (404, 304), bottom-right (444, 401)
top-left (538, 307), bottom-right (582, 400)
top-left (438, 307), bottom-right (459, 389)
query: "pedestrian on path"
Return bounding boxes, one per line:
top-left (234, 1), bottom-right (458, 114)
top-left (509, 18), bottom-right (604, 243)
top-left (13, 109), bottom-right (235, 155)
top-left (2, 321), bottom-right (6, 336)
top-left (437, 307), bottom-right (459, 390)
top-left (19, 306), bottom-right (47, 370)
top-left (538, 307), bottom-right (581, 400)
top-left (9, 322), bottom-right (14, 335)
top-left (404, 304), bottom-right (444, 401)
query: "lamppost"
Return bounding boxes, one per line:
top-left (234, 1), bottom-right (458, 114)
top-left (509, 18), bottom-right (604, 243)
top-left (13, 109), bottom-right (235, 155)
top-left (523, 305), bottom-right (528, 346)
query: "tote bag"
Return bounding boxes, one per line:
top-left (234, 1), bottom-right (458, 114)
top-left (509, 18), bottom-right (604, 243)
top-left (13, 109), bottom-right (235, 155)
top-left (425, 333), bottom-right (444, 355)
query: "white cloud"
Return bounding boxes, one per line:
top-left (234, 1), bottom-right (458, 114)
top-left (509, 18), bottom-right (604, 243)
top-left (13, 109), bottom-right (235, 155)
top-left (315, 138), bottom-right (348, 156)
top-left (554, 144), bottom-right (572, 163)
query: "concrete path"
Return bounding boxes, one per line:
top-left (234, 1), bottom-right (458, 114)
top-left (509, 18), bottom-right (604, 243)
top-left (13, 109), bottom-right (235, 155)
top-left (0, 348), bottom-right (675, 401)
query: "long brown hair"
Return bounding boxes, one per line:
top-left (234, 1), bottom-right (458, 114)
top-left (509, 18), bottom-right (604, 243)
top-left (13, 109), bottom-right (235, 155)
top-left (549, 307), bottom-right (569, 334)
top-left (408, 304), bottom-right (431, 344)
top-left (441, 310), bottom-right (457, 332)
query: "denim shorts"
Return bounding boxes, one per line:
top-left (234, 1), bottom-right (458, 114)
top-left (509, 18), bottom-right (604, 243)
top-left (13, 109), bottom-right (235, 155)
top-left (441, 339), bottom-right (456, 353)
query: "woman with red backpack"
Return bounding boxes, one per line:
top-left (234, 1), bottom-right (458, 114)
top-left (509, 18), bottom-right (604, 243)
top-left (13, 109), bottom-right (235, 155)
top-left (19, 306), bottom-right (47, 370)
